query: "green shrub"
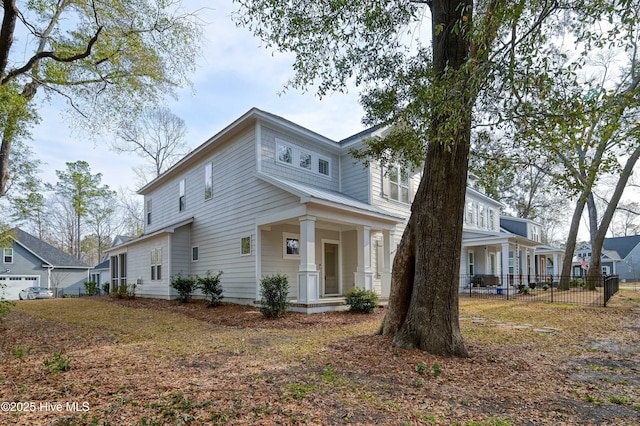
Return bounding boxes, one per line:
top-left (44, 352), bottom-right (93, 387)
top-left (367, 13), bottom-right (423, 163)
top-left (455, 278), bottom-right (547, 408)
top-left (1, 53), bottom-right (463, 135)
top-left (170, 274), bottom-right (197, 303)
top-left (110, 283), bottom-right (136, 299)
top-left (570, 278), bottom-right (585, 288)
top-left (344, 287), bottom-right (379, 313)
top-left (43, 351), bottom-right (71, 374)
top-left (102, 282), bottom-right (110, 294)
top-left (259, 273), bottom-right (290, 318)
top-left (83, 281), bottom-right (98, 296)
top-left (197, 271), bottom-right (224, 306)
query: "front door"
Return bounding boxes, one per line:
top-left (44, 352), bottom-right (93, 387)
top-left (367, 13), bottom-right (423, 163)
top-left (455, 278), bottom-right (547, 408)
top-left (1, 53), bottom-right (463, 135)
top-left (323, 242), bottom-right (340, 295)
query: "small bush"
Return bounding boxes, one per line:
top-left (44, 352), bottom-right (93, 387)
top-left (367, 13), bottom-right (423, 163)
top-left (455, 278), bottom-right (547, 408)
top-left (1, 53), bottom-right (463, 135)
top-left (197, 271), bottom-right (224, 307)
top-left (110, 283), bottom-right (136, 299)
top-left (43, 351), bottom-right (71, 374)
top-left (259, 273), bottom-right (290, 318)
top-left (102, 282), bottom-right (110, 294)
top-left (344, 287), bottom-right (379, 313)
top-left (84, 281), bottom-right (98, 296)
top-left (170, 274), bottom-right (197, 303)
top-left (570, 278), bottom-right (585, 288)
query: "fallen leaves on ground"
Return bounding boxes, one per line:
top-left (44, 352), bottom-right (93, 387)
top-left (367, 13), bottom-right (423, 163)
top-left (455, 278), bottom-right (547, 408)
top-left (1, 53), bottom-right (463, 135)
top-left (0, 292), bottom-right (638, 425)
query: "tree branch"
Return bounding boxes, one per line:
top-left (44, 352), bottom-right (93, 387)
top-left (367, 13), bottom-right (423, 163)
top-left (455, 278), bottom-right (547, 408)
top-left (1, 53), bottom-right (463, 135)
top-left (2, 26), bottom-right (103, 85)
top-left (0, 0), bottom-right (18, 81)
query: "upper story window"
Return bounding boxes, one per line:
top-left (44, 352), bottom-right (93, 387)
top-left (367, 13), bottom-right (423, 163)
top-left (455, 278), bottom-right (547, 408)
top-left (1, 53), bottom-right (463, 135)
top-left (318, 158), bottom-right (330, 176)
top-left (146, 200), bottom-right (152, 225)
top-left (530, 226), bottom-right (540, 242)
top-left (299, 152), bottom-right (312, 170)
top-left (204, 162), bottom-right (213, 200)
top-left (383, 165), bottom-right (410, 203)
top-left (465, 202), bottom-right (474, 225)
top-left (278, 144), bottom-right (293, 164)
top-left (479, 206), bottom-right (486, 228)
top-left (276, 139), bottom-right (332, 178)
top-left (3, 248), bottom-right (13, 264)
top-left (488, 209), bottom-right (495, 230)
top-left (179, 179), bottom-right (186, 212)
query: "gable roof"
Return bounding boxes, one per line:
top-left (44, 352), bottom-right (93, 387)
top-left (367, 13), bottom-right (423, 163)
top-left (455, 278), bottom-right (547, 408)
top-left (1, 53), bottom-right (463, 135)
top-left (12, 228), bottom-right (90, 269)
top-left (603, 235), bottom-right (640, 260)
top-left (138, 108), bottom-right (341, 195)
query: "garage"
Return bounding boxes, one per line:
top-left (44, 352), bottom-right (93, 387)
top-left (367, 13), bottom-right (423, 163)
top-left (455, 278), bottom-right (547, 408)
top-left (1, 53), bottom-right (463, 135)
top-left (0, 275), bottom-right (42, 300)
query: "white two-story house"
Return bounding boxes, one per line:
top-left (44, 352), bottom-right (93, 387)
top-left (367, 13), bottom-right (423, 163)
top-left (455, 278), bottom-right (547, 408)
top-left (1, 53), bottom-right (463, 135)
top-left (107, 108), bottom-right (553, 312)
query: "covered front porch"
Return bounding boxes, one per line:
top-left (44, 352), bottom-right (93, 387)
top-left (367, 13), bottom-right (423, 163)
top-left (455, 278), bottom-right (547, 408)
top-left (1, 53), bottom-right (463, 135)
top-left (460, 234), bottom-right (541, 290)
top-left (256, 208), bottom-right (401, 313)
top-left (252, 180), bottom-right (404, 313)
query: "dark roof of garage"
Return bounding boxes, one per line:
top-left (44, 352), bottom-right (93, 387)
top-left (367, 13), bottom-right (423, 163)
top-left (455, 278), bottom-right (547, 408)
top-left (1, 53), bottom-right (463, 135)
top-left (12, 228), bottom-right (89, 268)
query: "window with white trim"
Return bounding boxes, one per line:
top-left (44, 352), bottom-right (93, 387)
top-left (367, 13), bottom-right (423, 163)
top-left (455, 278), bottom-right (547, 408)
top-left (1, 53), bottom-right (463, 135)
top-left (151, 248), bottom-right (162, 281)
top-left (192, 246), bottom-right (199, 262)
top-left (531, 226), bottom-right (540, 242)
top-left (383, 165), bottom-right (410, 203)
top-left (299, 151), bottom-right (312, 170)
top-left (204, 162), bottom-right (213, 200)
top-left (465, 202), bottom-right (474, 225)
top-left (278, 144), bottom-right (293, 164)
top-left (3, 248), bottom-right (13, 264)
top-left (241, 236), bottom-right (251, 256)
top-left (179, 179), bottom-right (186, 211)
top-left (283, 233), bottom-right (300, 258)
top-left (276, 139), bottom-right (332, 178)
top-left (318, 158), bottom-right (330, 176)
top-left (488, 209), bottom-right (495, 230)
top-left (479, 206), bottom-right (486, 228)
top-left (146, 200), bottom-right (152, 225)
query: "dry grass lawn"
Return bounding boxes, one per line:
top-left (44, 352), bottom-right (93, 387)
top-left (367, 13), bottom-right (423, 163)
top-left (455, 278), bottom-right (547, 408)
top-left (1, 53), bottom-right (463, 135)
top-left (0, 290), bottom-right (639, 425)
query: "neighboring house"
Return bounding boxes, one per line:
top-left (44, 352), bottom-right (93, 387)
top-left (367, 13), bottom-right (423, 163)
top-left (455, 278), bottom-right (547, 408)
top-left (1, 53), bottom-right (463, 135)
top-left (0, 228), bottom-right (91, 300)
top-left (573, 235), bottom-right (640, 281)
top-left (106, 108), bottom-right (554, 312)
top-left (90, 236), bottom-right (135, 290)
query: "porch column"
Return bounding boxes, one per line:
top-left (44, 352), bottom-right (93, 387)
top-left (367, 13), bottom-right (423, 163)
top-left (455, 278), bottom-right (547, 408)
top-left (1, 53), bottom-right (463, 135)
top-left (501, 243), bottom-right (510, 287)
top-left (297, 215), bottom-right (319, 303)
top-left (381, 229), bottom-right (394, 297)
top-left (528, 248), bottom-right (536, 282)
top-left (516, 244), bottom-right (522, 284)
top-left (354, 225), bottom-right (373, 291)
top-left (552, 253), bottom-right (559, 278)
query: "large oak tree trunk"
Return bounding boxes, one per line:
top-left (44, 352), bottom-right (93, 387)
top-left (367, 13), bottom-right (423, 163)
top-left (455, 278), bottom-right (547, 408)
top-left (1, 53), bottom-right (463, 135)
top-left (377, 0), bottom-right (472, 357)
top-left (586, 145), bottom-right (640, 289)
top-left (559, 195), bottom-right (587, 290)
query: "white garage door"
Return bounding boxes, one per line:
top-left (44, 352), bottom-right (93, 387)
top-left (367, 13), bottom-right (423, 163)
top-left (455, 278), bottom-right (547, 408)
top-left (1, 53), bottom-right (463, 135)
top-left (0, 276), bottom-right (41, 300)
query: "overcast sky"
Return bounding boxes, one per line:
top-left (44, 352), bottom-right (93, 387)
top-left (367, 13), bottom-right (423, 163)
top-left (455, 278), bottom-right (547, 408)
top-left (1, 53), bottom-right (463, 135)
top-left (29, 1), bottom-right (368, 194)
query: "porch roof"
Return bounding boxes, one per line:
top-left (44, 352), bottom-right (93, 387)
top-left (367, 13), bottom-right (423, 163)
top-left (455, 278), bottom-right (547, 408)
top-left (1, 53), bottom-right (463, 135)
top-left (256, 172), bottom-right (405, 223)
top-left (461, 230), bottom-right (540, 248)
top-left (106, 217), bottom-right (195, 252)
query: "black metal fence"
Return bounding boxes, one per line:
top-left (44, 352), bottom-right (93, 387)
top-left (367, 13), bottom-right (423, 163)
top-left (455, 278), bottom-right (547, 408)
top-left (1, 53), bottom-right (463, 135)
top-left (460, 274), bottom-right (620, 307)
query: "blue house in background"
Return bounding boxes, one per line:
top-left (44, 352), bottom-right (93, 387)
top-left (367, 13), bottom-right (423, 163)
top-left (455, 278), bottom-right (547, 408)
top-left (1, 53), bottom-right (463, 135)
top-left (0, 228), bottom-right (91, 300)
top-left (573, 235), bottom-right (640, 281)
